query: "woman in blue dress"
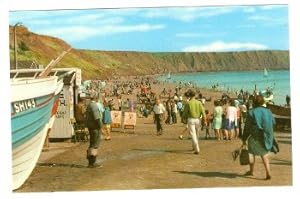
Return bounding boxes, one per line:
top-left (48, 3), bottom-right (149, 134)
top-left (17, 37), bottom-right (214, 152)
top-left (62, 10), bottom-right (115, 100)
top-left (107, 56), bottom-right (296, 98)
top-left (242, 95), bottom-right (275, 180)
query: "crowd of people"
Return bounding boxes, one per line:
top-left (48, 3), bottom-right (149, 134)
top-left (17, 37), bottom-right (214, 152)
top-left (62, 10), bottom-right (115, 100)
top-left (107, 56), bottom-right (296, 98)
top-left (74, 76), bottom-right (277, 180)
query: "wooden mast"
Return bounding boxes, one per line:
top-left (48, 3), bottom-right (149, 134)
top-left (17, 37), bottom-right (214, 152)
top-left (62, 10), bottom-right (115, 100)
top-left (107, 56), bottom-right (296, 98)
top-left (38, 48), bottom-right (72, 78)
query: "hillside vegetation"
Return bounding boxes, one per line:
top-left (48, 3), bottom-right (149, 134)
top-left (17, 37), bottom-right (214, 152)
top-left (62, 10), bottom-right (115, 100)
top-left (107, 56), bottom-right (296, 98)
top-left (9, 26), bottom-right (289, 80)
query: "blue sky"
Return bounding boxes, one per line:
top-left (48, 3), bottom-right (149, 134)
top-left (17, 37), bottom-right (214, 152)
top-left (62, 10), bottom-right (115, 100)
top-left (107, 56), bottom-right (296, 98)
top-left (9, 5), bottom-right (289, 52)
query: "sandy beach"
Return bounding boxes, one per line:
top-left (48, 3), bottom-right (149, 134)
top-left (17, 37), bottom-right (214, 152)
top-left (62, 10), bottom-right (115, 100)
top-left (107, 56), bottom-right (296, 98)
top-left (14, 79), bottom-right (292, 192)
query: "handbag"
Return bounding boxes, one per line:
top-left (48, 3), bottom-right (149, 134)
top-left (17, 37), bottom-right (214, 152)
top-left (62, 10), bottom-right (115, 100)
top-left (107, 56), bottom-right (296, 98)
top-left (239, 145), bottom-right (250, 165)
top-left (271, 138), bottom-right (280, 154)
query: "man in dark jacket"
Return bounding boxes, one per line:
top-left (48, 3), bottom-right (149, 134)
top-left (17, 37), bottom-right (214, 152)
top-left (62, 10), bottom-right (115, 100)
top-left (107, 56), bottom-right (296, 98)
top-left (86, 93), bottom-right (102, 168)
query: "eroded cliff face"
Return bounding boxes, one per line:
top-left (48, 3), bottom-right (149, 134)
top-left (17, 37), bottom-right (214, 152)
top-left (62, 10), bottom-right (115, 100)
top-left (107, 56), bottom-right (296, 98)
top-left (9, 26), bottom-right (289, 80)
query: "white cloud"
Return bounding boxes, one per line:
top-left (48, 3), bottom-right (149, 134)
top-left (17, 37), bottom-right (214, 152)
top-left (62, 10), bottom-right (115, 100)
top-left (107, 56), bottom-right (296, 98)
top-left (176, 33), bottom-right (203, 38)
top-left (176, 32), bottom-right (225, 38)
top-left (242, 7), bottom-right (256, 13)
top-left (101, 24), bottom-right (165, 34)
top-left (143, 7), bottom-right (235, 22)
top-left (260, 5), bottom-right (287, 10)
top-left (10, 10), bottom-right (125, 26)
top-left (64, 13), bottom-right (105, 24)
top-left (249, 15), bottom-right (269, 21)
top-left (248, 15), bottom-right (287, 26)
top-left (182, 41), bottom-right (268, 52)
top-left (38, 23), bottom-right (165, 41)
top-left (9, 10), bottom-right (78, 24)
top-left (64, 15), bottom-right (124, 25)
top-left (39, 26), bottom-right (97, 41)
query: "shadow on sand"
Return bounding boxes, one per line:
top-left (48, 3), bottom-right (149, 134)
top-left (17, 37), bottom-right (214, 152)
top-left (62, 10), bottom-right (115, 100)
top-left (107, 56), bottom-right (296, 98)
top-left (132, 148), bottom-right (192, 154)
top-left (271, 159), bottom-right (292, 166)
top-left (276, 135), bottom-right (291, 139)
top-left (172, 171), bottom-right (266, 180)
top-left (173, 170), bottom-right (238, 179)
top-left (278, 140), bottom-right (291, 145)
top-left (37, 163), bottom-right (88, 168)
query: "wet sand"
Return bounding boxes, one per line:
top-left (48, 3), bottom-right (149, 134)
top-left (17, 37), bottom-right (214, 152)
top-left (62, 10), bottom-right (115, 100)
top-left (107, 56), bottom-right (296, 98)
top-left (15, 81), bottom-right (292, 192)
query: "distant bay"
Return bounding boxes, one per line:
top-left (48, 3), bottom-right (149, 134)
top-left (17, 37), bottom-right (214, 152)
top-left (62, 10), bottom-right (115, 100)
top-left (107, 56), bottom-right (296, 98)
top-left (160, 70), bottom-right (290, 105)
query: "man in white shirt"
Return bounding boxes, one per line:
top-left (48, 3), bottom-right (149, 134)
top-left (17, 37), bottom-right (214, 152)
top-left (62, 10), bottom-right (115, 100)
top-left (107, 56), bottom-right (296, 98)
top-left (153, 98), bottom-right (166, 135)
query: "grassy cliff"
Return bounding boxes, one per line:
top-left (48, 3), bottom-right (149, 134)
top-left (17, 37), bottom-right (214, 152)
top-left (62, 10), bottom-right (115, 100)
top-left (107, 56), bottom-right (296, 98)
top-left (9, 26), bottom-right (289, 80)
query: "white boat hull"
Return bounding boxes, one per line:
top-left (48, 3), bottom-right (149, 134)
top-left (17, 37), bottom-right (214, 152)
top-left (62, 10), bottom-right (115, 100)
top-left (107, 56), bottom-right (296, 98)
top-left (11, 75), bottom-right (63, 190)
top-left (12, 123), bottom-right (49, 190)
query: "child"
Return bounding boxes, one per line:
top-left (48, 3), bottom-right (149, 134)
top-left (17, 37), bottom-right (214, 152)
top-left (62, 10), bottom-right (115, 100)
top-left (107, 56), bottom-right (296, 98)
top-left (203, 110), bottom-right (212, 139)
top-left (221, 113), bottom-right (228, 140)
top-left (102, 103), bottom-right (112, 140)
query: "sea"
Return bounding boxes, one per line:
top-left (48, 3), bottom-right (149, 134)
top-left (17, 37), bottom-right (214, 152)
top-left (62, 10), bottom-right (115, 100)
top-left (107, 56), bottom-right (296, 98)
top-left (159, 70), bottom-right (290, 106)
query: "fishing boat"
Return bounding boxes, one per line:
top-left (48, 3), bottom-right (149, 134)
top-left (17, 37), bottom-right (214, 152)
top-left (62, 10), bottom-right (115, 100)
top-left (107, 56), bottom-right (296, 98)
top-left (11, 50), bottom-right (70, 190)
top-left (267, 103), bottom-right (291, 129)
top-left (11, 76), bottom-right (63, 190)
top-left (267, 103), bottom-right (291, 117)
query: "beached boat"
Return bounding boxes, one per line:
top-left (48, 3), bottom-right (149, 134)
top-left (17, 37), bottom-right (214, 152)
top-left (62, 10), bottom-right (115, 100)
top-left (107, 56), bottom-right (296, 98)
top-left (11, 50), bottom-right (69, 190)
top-left (267, 103), bottom-right (291, 117)
top-left (11, 76), bottom-right (63, 190)
top-left (267, 103), bottom-right (291, 129)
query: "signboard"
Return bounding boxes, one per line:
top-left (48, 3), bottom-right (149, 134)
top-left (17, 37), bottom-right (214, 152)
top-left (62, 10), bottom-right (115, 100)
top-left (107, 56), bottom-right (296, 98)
top-left (124, 112), bottom-right (137, 127)
top-left (111, 111), bottom-right (122, 128)
top-left (75, 68), bottom-right (82, 86)
top-left (51, 85), bottom-right (74, 138)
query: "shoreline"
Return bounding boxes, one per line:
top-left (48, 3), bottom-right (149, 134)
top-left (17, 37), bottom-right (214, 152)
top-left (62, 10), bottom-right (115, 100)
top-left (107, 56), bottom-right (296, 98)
top-left (105, 74), bottom-right (228, 112)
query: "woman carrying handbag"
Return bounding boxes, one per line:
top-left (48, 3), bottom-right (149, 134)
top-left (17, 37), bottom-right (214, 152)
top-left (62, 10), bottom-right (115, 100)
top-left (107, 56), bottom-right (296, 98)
top-left (241, 94), bottom-right (276, 180)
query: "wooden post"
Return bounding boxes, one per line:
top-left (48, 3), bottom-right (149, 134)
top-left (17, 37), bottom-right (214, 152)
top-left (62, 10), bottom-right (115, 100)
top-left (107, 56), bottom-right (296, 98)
top-left (13, 23), bottom-right (22, 69)
top-left (38, 48), bottom-right (72, 78)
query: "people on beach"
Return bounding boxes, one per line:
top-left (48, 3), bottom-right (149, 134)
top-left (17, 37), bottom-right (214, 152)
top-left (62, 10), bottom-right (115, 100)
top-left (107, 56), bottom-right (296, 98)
top-left (239, 104), bottom-right (248, 138)
top-left (242, 94), bottom-right (276, 180)
top-left (75, 97), bottom-right (86, 126)
top-left (176, 98), bottom-right (184, 118)
top-left (117, 95), bottom-right (122, 111)
top-left (234, 100), bottom-right (241, 139)
top-left (165, 98), bottom-right (173, 124)
top-left (203, 110), bottom-right (212, 139)
top-left (153, 98), bottom-right (166, 136)
top-left (224, 99), bottom-right (238, 140)
top-left (171, 100), bottom-right (178, 124)
top-left (212, 100), bottom-right (223, 140)
top-left (102, 102), bottom-right (112, 141)
top-left (286, 95), bottom-right (290, 107)
top-left (86, 93), bottom-right (102, 168)
top-left (96, 98), bottom-right (105, 117)
top-left (182, 89), bottom-right (206, 154)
